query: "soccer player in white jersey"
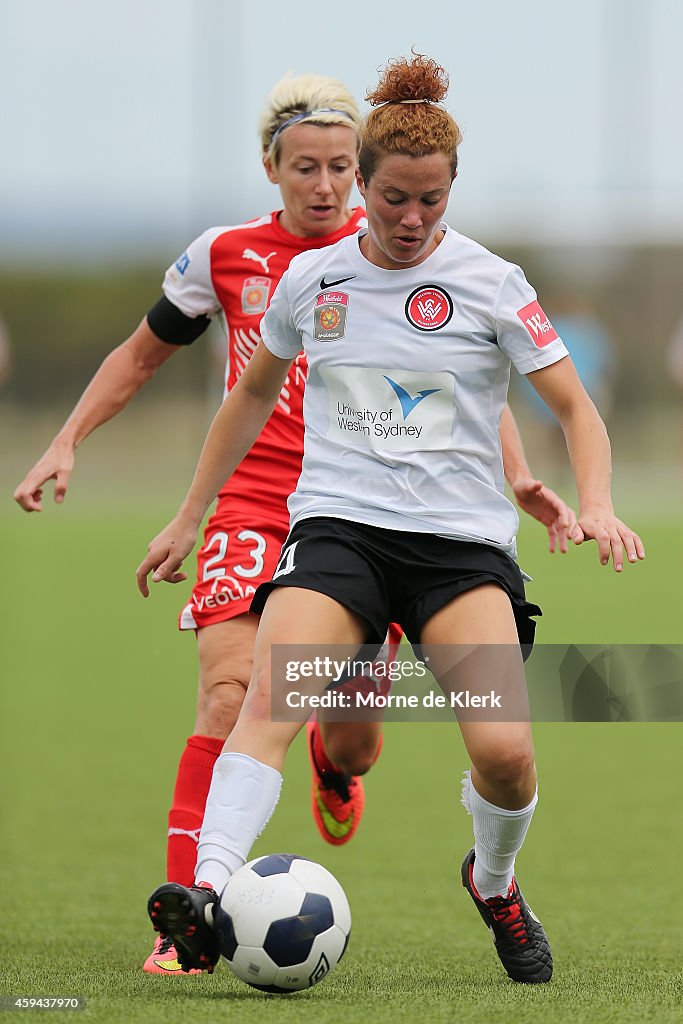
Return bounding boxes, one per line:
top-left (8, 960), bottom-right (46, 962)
top-left (138, 52), bottom-right (644, 981)
top-left (140, 54), bottom-right (646, 983)
top-left (138, 53), bottom-right (643, 981)
top-left (16, 69), bottom-right (576, 977)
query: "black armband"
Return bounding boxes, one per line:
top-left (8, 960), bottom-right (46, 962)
top-left (146, 295), bottom-right (212, 346)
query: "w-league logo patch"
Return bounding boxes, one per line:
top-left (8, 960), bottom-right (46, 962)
top-left (241, 276), bottom-right (270, 315)
top-left (314, 291), bottom-right (349, 341)
top-left (517, 300), bottom-right (558, 348)
top-left (405, 286), bottom-right (453, 331)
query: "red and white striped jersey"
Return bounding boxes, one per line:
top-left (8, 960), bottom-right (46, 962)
top-left (162, 207), bottom-right (367, 518)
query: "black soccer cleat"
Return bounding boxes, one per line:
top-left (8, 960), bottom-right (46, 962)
top-left (147, 882), bottom-right (220, 974)
top-left (461, 848), bottom-right (553, 984)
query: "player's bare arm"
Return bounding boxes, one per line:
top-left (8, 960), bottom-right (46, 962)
top-left (13, 319), bottom-right (180, 511)
top-left (499, 403), bottom-right (576, 553)
top-left (527, 357), bottom-right (645, 571)
top-left (136, 343), bottom-right (294, 596)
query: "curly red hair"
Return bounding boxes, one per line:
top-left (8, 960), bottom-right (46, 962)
top-left (360, 53), bottom-right (462, 182)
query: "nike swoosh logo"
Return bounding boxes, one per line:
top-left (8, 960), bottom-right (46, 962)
top-left (383, 376), bottom-right (442, 419)
top-left (319, 275), bottom-right (356, 290)
top-left (154, 957), bottom-right (184, 972)
top-left (315, 790), bottom-right (355, 839)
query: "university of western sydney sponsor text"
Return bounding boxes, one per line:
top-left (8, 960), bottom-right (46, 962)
top-left (336, 402), bottom-right (423, 439)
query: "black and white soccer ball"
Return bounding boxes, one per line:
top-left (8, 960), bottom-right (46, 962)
top-left (214, 853), bottom-right (351, 993)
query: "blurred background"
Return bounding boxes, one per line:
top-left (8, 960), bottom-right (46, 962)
top-left (1, 0), bottom-right (683, 515)
top-left (1, 6), bottom-right (682, 1015)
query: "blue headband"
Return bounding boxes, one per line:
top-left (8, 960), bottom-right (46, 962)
top-left (269, 108), bottom-right (356, 147)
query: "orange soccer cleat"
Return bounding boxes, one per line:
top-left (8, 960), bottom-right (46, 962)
top-left (147, 882), bottom-right (220, 974)
top-left (142, 933), bottom-right (205, 975)
top-left (307, 720), bottom-right (367, 846)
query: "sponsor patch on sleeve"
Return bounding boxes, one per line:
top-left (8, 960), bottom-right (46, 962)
top-left (516, 300), bottom-right (558, 348)
top-left (175, 252), bottom-right (190, 276)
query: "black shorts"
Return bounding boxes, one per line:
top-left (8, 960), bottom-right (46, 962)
top-left (250, 517), bottom-right (541, 658)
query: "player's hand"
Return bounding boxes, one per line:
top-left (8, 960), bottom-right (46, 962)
top-left (571, 510), bottom-right (645, 572)
top-left (511, 475), bottom-right (577, 554)
top-left (136, 516), bottom-right (198, 596)
top-left (14, 441), bottom-right (75, 512)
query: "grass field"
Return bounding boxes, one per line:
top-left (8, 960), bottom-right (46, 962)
top-left (1, 492), bottom-right (682, 1022)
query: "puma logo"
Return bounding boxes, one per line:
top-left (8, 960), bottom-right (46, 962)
top-left (242, 248), bottom-right (277, 274)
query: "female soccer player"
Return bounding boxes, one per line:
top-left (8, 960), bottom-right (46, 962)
top-left (140, 54), bottom-right (644, 983)
top-left (15, 71), bottom-right (575, 976)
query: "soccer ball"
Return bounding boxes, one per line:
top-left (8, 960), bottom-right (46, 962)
top-left (213, 853), bottom-right (351, 993)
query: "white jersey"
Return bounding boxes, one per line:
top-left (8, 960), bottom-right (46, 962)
top-left (260, 226), bottom-right (569, 557)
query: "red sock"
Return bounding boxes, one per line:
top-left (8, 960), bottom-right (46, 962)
top-left (166, 735), bottom-right (224, 886)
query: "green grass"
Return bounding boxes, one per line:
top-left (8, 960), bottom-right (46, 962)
top-left (1, 507), bottom-right (681, 1022)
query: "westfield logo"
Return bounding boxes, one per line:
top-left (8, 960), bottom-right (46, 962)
top-left (525, 312), bottom-right (552, 338)
top-left (516, 300), bottom-right (558, 348)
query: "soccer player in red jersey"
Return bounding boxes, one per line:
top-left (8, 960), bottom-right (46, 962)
top-left (15, 72), bottom-right (574, 975)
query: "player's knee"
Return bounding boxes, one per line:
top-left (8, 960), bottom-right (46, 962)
top-left (239, 665), bottom-right (274, 723)
top-left (475, 747), bottom-right (536, 791)
top-left (196, 677), bottom-right (248, 737)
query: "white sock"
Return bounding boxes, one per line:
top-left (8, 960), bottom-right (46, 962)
top-left (461, 769), bottom-right (538, 900)
top-left (195, 752), bottom-right (282, 896)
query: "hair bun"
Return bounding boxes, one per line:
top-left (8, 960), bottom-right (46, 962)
top-left (366, 53), bottom-right (449, 107)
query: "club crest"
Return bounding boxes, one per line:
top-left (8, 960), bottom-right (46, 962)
top-left (241, 276), bottom-right (271, 315)
top-left (314, 291), bottom-right (349, 341)
top-left (405, 286), bottom-right (453, 332)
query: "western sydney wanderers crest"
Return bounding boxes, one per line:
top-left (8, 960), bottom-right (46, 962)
top-left (241, 276), bottom-right (271, 315)
top-left (314, 291), bottom-right (349, 341)
top-left (405, 285), bottom-right (453, 332)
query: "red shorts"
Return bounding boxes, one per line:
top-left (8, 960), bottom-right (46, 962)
top-left (179, 505), bottom-right (404, 668)
top-left (179, 504), bottom-right (288, 630)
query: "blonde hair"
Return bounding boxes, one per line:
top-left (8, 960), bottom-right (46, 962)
top-left (360, 54), bottom-right (462, 182)
top-left (259, 73), bottom-right (361, 166)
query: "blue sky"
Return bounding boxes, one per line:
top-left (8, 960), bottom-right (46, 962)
top-left (3, 0), bottom-right (682, 263)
